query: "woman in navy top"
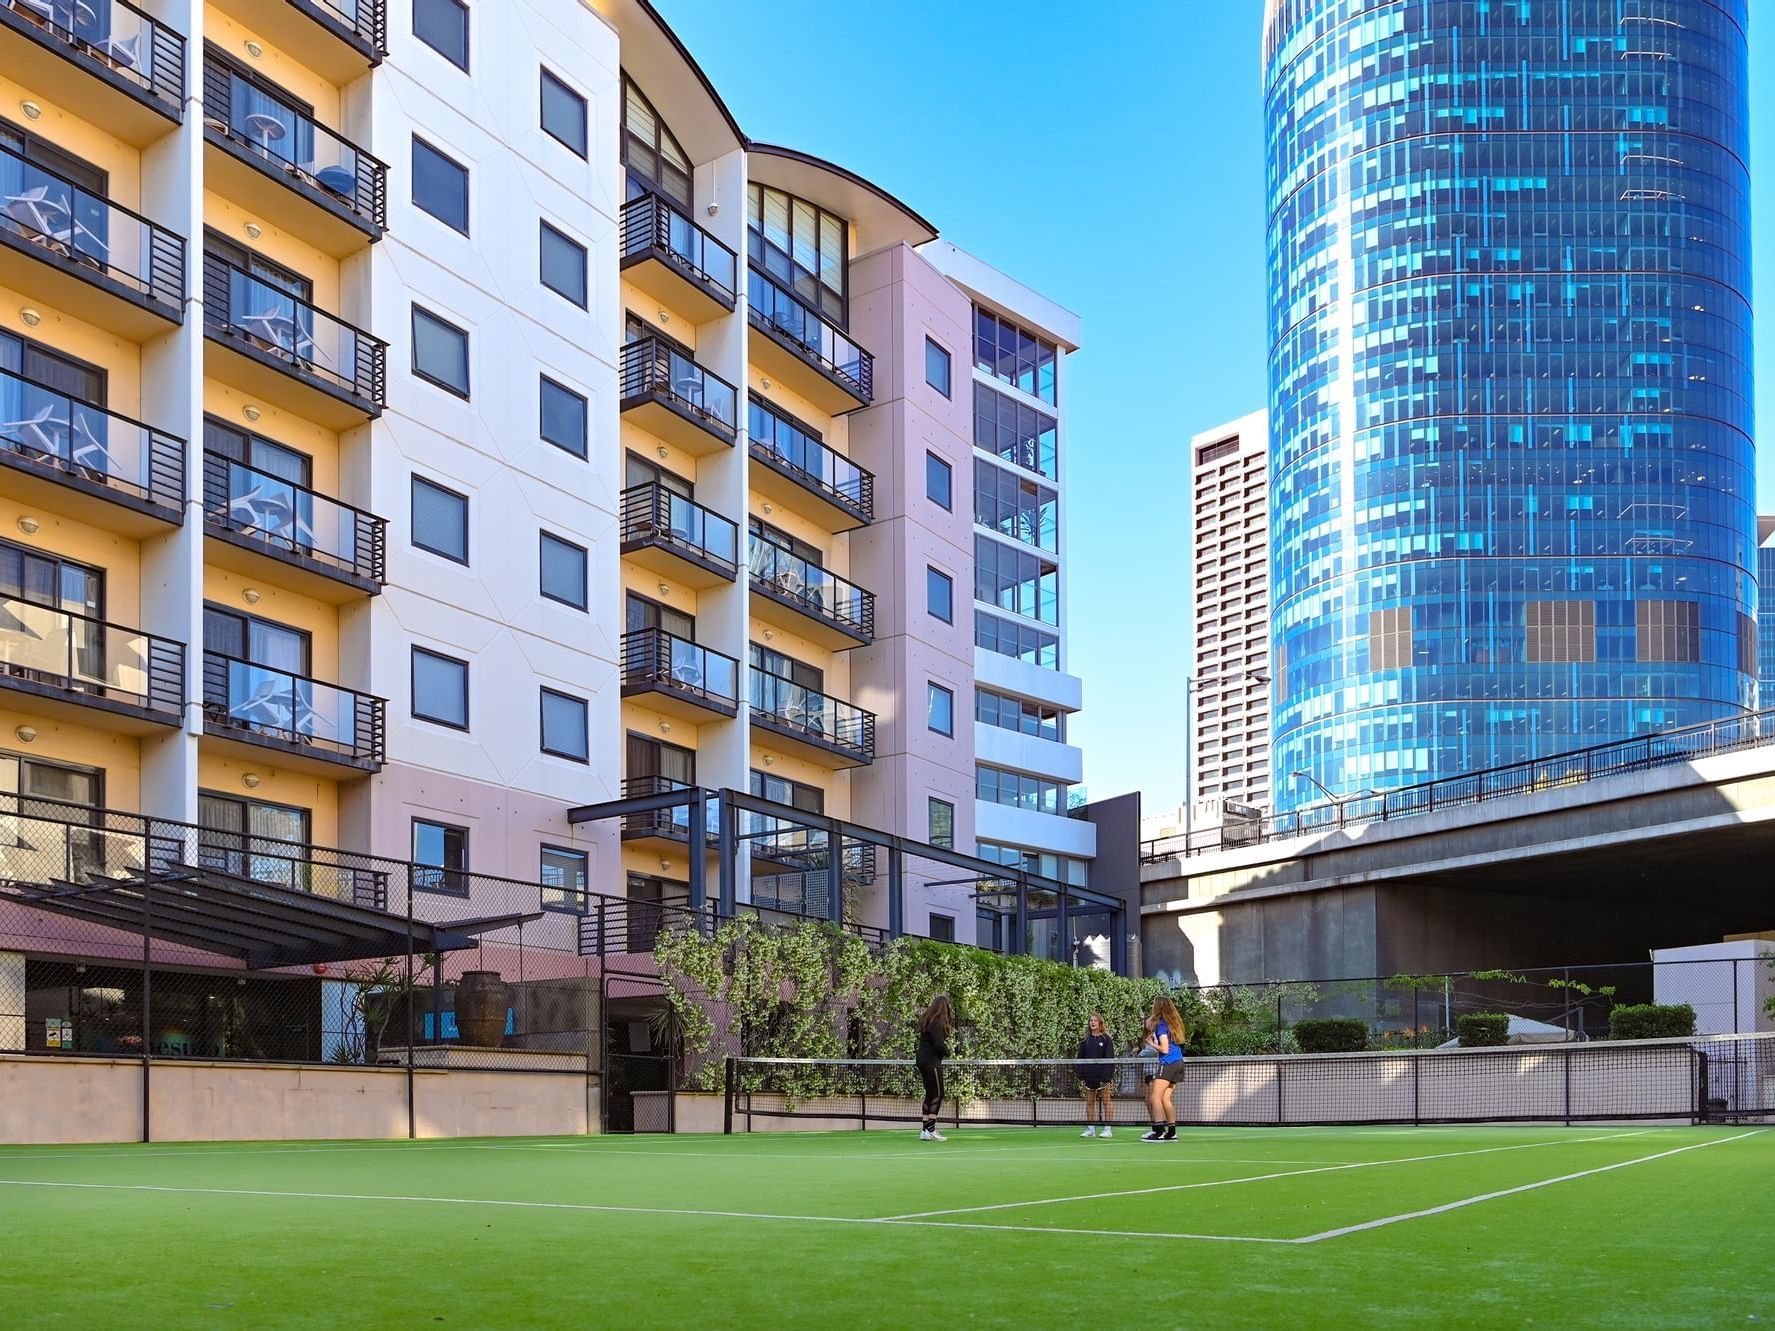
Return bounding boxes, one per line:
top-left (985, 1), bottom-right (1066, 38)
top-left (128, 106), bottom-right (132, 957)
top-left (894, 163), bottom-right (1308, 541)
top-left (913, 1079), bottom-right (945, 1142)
top-left (1076, 1013), bottom-right (1117, 1138)
top-left (1141, 995), bottom-right (1187, 1142)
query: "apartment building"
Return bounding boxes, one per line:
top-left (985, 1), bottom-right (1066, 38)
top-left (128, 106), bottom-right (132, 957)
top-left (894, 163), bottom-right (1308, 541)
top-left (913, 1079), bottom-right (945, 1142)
top-left (0, 0), bottom-right (1111, 1018)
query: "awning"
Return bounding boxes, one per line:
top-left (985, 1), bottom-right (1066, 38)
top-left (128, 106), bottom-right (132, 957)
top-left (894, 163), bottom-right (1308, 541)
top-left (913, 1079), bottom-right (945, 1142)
top-left (2, 863), bottom-right (486, 968)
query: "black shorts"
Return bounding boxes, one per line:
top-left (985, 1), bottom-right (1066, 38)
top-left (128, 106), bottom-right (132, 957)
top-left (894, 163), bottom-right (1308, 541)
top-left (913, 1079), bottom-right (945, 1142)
top-left (1079, 1079), bottom-right (1111, 1093)
top-left (1147, 1061), bottom-right (1183, 1084)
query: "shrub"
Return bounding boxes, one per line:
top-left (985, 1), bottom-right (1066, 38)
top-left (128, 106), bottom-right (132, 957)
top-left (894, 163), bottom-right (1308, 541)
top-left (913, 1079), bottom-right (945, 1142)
top-left (1608, 1003), bottom-right (1696, 1041)
top-left (1457, 1012), bottom-right (1510, 1047)
top-left (1293, 1018), bottom-right (1369, 1054)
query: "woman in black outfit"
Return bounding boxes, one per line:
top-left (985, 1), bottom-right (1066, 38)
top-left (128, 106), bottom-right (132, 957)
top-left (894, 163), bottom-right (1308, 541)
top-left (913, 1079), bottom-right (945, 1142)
top-left (916, 994), bottom-right (954, 1141)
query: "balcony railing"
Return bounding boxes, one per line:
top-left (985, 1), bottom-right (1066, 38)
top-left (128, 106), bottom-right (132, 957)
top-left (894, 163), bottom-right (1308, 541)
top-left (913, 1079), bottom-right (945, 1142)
top-left (749, 667), bottom-right (875, 763)
top-left (0, 365), bottom-right (183, 512)
top-left (620, 483), bottom-right (738, 577)
top-left (1, 0), bottom-right (185, 110)
top-left (202, 451), bottom-right (385, 585)
top-left (0, 597), bottom-right (182, 715)
top-left (0, 139), bottom-right (183, 307)
top-left (300, 0), bottom-right (386, 55)
top-left (203, 253), bottom-right (386, 406)
top-left (622, 628), bottom-right (739, 713)
top-left (748, 535), bottom-right (874, 642)
top-left (201, 648), bottom-right (384, 765)
top-left (747, 265), bottom-right (874, 405)
top-left (619, 774), bottom-right (696, 842)
top-left (202, 53), bottom-right (387, 231)
top-left (620, 336), bottom-right (738, 442)
top-left (749, 400), bottom-right (874, 523)
top-left (620, 192), bottom-right (737, 306)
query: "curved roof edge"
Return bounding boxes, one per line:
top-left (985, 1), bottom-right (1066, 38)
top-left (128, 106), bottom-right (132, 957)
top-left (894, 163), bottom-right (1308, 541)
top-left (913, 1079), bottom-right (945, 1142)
top-left (633, 0), bottom-right (746, 147)
top-left (747, 143), bottom-right (938, 246)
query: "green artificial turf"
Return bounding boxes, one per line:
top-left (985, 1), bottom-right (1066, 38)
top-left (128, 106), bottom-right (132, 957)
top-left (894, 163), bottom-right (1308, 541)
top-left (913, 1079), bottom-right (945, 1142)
top-left (0, 1124), bottom-right (1766, 1329)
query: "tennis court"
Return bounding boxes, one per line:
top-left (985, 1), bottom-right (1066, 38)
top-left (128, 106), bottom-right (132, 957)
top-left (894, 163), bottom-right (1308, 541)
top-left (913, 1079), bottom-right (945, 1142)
top-left (1, 1123), bottom-right (1765, 1329)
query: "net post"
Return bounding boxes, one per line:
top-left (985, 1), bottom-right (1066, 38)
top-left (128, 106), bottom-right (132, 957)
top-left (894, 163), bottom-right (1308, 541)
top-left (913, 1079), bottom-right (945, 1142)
top-left (722, 1056), bottom-right (735, 1135)
top-left (1562, 1044), bottom-right (1571, 1126)
top-left (140, 870), bottom-right (152, 1144)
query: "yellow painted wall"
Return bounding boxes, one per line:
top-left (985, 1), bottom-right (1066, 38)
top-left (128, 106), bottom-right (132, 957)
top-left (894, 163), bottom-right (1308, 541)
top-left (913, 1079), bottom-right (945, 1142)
top-left (619, 565), bottom-right (701, 620)
top-left (0, 498), bottom-right (142, 626)
top-left (0, 74), bottom-right (143, 207)
top-left (620, 843), bottom-right (701, 884)
top-left (196, 748), bottom-right (340, 848)
top-left (0, 722), bottom-right (141, 809)
top-left (201, 190), bottom-right (340, 310)
top-left (751, 741), bottom-right (850, 819)
top-left (0, 301), bottom-right (144, 404)
top-left (748, 608), bottom-right (836, 680)
top-left (619, 421), bottom-right (710, 489)
top-left (201, 380), bottom-right (340, 496)
top-left (203, 8), bottom-right (345, 122)
top-left (619, 283), bottom-right (708, 351)
top-left (746, 364), bottom-right (847, 455)
top-left (200, 565), bottom-right (338, 675)
top-left (620, 701), bottom-right (707, 754)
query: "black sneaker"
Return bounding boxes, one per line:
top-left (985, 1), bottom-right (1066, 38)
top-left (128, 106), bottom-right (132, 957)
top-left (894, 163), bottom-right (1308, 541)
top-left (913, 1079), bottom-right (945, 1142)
top-left (1140, 1128), bottom-right (1166, 1142)
top-left (1162, 1126), bottom-right (1177, 1141)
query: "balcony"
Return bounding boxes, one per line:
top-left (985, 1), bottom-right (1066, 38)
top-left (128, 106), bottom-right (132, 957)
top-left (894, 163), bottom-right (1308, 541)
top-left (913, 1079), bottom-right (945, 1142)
top-left (746, 266), bottom-right (873, 413)
top-left (749, 668), bottom-right (875, 767)
top-left (748, 413), bottom-right (873, 530)
top-left (0, 597), bottom-right (183, 730)
top-left (0, 141), bottom-right (183, 335)
top-left (202, 253), bottom-right (386, 427)
top-left (0, 0), bottom-right (183, 144)
top-left (619, 337), bottom-right (737, 456)
top-left (621, 628), bottom-right (739, 721)
top-left (617, 775), bottom-right (701, 848)
top-left (619, 193), bottom-right (737, 321)
top-left (748, 535), bottom-right (874, 649)
top-left (207, 0), bottom-right (385, 81)
top-left (202, 52), bottom-right (387, 254)
top-left (619, 483), bottom-right (738, 588)
top-left (201, 649), bottom-right (384, 772)
top-left (202, 452), bottom-right (386, 600)
top-left (0, 365), bottom-right (183, 532)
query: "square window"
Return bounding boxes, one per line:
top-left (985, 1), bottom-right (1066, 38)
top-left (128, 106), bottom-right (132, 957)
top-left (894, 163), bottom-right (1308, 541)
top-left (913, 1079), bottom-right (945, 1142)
top-left (928, 911), bottom-right (955, 943)
top-left (928, 796), bottom-right (955, 850)
top-left (413, 0), bottom-right (468, 70)
top-left (540, 376), bottom-right (587, 457)
top-left (412, 818), bottom-right (469, 896)
top-left (411, 137), bottom-right (468, 234)
top-left (541, 686), bottom-right (589, 761)
top-left (928, 682), bottom-right (954, 737)
top-left (540, 69), bottom-right (588, 157)
top-left (924, 337), bottom-right (951, 397)
top-left (927, 566), bottom-right (953, 623)
top-left (541, 845), bottom-right (589, 913)
top-left (412, 305), bottom-right (470, 397)
top-left (412, 647), bottom-right (469, 728)
top-left (925, 451), bottom-right (952, 510)
top-left (539, 531), bottom-right (588, 610)
top-left (540, 222), bottom-right (588, 308)
top-left (411, 474), bottom-right (468, 563)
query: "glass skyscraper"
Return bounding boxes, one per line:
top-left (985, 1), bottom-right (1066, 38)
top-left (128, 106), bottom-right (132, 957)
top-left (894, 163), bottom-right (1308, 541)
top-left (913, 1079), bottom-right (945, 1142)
top-left (1264, 0), bottom-right (1756, 810)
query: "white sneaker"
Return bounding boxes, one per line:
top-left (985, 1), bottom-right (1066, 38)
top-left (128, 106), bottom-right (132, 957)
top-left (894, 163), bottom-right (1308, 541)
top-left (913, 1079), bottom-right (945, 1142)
top-left (928, 1129), bottom-right (947, 1142)
top-left (1080, 1126), bottom-right (1096, 1138)
top-left (919, 1129), bottom-right (933, 1141)
top-left (1100, 1127), bottom-right (1113, 1139)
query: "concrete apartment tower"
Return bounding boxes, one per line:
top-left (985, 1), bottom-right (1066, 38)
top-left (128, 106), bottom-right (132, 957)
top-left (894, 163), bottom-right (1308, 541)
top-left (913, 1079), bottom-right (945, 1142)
top-left (0, 0), bottom-right (1115, 1034)
top-left (1264, 0), bottom-right (1756, 811)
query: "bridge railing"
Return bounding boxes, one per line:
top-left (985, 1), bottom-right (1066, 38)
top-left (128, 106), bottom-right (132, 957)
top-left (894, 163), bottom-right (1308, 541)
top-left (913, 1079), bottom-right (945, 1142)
top-left (1145, 708), bottom-right (1775, 862)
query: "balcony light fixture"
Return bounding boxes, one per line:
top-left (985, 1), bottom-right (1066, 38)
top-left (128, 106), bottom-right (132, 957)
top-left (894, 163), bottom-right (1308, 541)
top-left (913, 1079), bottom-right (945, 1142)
top-left (20, 101), bottom-right (41, 120)
top-left (242, 588), bottom-right (262, 605)
top-left (762, 755), bottom-right (774, 767)
top-left (242, 773), bottom-right (261, 789)
top-left (14, 726), bottom-right (37, 744)
top-left (761, 503), bottom-right (773, 515)
top-left (658, 859), bottom-right (672, 872)
top-left (245, 40), bottom-right (263, 58)
top-left (17, 516), bottom-right (39, 535)
top-left (242, 404), bottom-right (262, 422)
top-left (20, 308), bottom-right (41, 326)
top-left (657, 309), bottom-right (669, 323)
top-left (762, 629), bottom-right (774, 641)
top-left (244, 222), bottom-right (263, 240)
top-left (657, 583), bottom-right (670, 596)
top-left (656, 445), bottom-right (669, 459)
top-left (760, 378), bottom-right (771, 390)
top-left (659, 721), bottom-right (672, 734)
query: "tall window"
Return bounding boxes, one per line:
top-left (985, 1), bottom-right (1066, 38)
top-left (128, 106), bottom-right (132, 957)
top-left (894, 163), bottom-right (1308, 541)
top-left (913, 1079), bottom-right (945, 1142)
top-left (539, 531), bottom-right (587, 610)
top-left (412, 818), bottom-right (469, 896)
top-left (976, 612), bottom-right (1059, 670)
top-left (540, 687), bottom-right (589, 761)
top-left (925, 452), bottom-right (953, 510)
top-left (411, 305), bottom-right (470, 397)
top-left (927, 566), bottom-right (954, 623)
top-left (975, 535), bottom-right (1058, 624)
top-left (413, 0), bottom-right (468, 70)
top-left (411, 137), bottom-right (468, 233)
top-left (974, 382), bottom-right (1058, 479)
top-left (540, 223), bottom-right (588, 308)
top-left (973, 306), bottom-right (1057, 405)
top-left (975, 459), bottom-right (1059, 552)
top-left (746, 183), bottom-right (848, 324)
top-left (411, 647), bottom-right (468, 728)
top-left (622, 75), bottom-right (690, 208)
top-left (927, 797), bottom-right (954, 850)
top-left (541, 845), bottom-right (588, 913)
top-left (540, 69), bottom-right (588, 157)
top-left (928, 683), bottom-right (954, 737)
top-left (411, 475), bottom-right (468, 562)
top-left (540, 376), bottom-right (587, 457)
top-left (924, 337), bottom-right (951, 397)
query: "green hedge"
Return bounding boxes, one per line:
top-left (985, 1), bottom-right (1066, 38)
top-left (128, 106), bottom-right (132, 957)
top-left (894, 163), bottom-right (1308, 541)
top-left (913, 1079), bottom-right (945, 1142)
top-left (1457, 1012), bottom-right (1510, 1047)
top-left (1608, 1003), bottom-right (1696, 1041)
top-left (1293, 1018), bottom-right (1369, 1054)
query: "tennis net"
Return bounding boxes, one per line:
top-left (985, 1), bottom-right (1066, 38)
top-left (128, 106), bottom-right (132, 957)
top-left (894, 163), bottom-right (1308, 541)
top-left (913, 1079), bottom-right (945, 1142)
top-left (722, 1033), bottom-right (1775, 1132)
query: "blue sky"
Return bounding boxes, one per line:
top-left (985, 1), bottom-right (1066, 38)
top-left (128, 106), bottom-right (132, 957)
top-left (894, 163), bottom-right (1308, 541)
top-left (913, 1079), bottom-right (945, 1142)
top-left (657, 0), bottom-right (1775, 814)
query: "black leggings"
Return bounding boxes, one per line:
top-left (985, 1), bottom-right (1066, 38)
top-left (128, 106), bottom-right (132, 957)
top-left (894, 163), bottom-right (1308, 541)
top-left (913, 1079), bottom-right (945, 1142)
top-left (918, 1059), bottom-right (944, 1127)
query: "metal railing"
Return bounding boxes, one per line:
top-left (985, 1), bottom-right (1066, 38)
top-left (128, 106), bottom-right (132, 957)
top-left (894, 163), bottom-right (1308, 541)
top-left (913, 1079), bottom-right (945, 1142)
top-left (202, 53), bottom-right (387, 229)
top-left (621, 628), bottom-right (738, 710)
top-left (0, 365), bottom-right (183, 511)
top-left (619, 482), bottom-right (738, 575)
top-left (747, 265), bottom-right (874, 404)
top-left (202, 451), bottom-right (385, 584)
top-left (619, 192), bottom-right (736, 304)
top-left (201, 648), bottom-right (385, 764)
top-left (0, 139), bottom-right (183, 306)
top-left (619, 775), bottom-right (698, 841)
top-left (748, 396), bottom-right (873, 521)
top-left (202, 254), bottom-right (386, 406)
top-left (300, 0), bottom-right (387, 54)
top-left (749, 667), bottom-right (875, 762)
top-left (1144, 708), bottom-right (1775, 861)
top-left (748, 534), bottom-right (874, 641)
top-left (1, 0), bottom-right (185, 109)
top-left (0, 597), bottom-right (182, 714)
top-left (619, 336), bottom-right (737, 440)
top-left (576, 893), bottom-right (710, 958)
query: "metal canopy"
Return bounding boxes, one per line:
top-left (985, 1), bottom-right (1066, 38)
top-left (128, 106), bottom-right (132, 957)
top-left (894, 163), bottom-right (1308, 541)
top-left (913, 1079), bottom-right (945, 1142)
top-left (4, 863), bottom-right (484, 968)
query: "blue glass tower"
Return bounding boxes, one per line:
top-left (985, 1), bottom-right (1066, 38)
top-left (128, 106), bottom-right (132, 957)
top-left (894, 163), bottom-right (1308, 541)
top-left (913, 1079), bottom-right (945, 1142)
top-left (1264, 0), bottom-right (1756, 811)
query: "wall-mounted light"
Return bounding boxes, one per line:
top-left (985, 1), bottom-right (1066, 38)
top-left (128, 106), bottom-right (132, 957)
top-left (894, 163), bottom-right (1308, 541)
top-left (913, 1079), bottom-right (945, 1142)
top-left (762, 629), bottom-right (775, 641)
top-left (19, 308), bottom-right (41, 327)
top-left (14, 725), bottom-right (37, 744)
top-left (762, 755), bottom-right (775, 767)
top-left (242, 587), bottom-right (262, 605)
top-left (706, 202), bottom-right (719, 218)
top-left (242, 404), bottom-right (262, 422)
top-left (657, 309), bottom-right (670, 324)
top-left (761, 503), bottom-right (773, 516)
top-left (244, 222), bottom-right (262, 240)
top-left (760, 378), bottom-right (771, 391)
top-left (656, 445), bottom-right (669, 459)
top-left (657, 583), bottom-right (670, 597)
top-left (17, 516), bottom-right (39, 535)
top-left (658, 859), bottom-right (672, 872)
top-left (244, 39), bottom-right (263, 57)
top-left (20, 101), bottom-right (41, 121)
top-left (658, 721), bottom-right (672, 734)
top-left (242, 772), bottom-right (261, 789)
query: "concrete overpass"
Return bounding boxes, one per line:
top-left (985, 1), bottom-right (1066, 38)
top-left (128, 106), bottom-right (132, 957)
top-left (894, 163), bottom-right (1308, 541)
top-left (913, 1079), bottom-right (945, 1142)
top-left (1140, 738), bottom-right (1775, 987)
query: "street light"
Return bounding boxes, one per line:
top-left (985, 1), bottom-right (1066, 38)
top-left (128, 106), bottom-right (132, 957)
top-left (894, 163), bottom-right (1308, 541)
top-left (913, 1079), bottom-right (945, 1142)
top-left (1185, 669), bottom-right (1271, 843)
top-left (1290, 769), bottom-right (1339, 803)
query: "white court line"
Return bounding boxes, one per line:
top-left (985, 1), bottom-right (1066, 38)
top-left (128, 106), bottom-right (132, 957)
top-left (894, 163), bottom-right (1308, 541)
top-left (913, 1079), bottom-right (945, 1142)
top-left (1296, 1129), bottom-right (1765, 1243)
top-left (875, 1131), bottom-right (1653, 1221)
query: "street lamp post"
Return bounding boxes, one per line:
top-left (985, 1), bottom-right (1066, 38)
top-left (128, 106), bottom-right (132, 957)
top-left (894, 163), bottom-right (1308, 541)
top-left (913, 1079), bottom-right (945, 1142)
top-left (1185, 669), bottom-right (1270, 844)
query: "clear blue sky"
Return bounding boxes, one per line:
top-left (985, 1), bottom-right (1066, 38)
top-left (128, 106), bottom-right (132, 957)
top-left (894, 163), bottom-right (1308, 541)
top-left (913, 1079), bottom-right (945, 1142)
top-left (657, 0), bottom-right (1775, 815)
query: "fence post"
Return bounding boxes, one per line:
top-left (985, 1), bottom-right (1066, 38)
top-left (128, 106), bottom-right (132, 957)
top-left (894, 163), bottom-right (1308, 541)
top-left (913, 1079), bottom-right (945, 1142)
top-left (1562, 1047), bottom-right (1571, 1127)
top-left (140, 874), bottom-right (152, 1144)
top-left (405, 883), bottom-right (416, 1141)
top-left (1562, 967), bottom-right (1572, 1042)
top-left (1276, 988), bottom-right (1284, 1049)
top-left (1732, 958), bottom-right (1740, 1034)
top-left (1411, 1051), bottom-right (1421, 1125)
top-left (722, 1056), bottom-right (735, 1135)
